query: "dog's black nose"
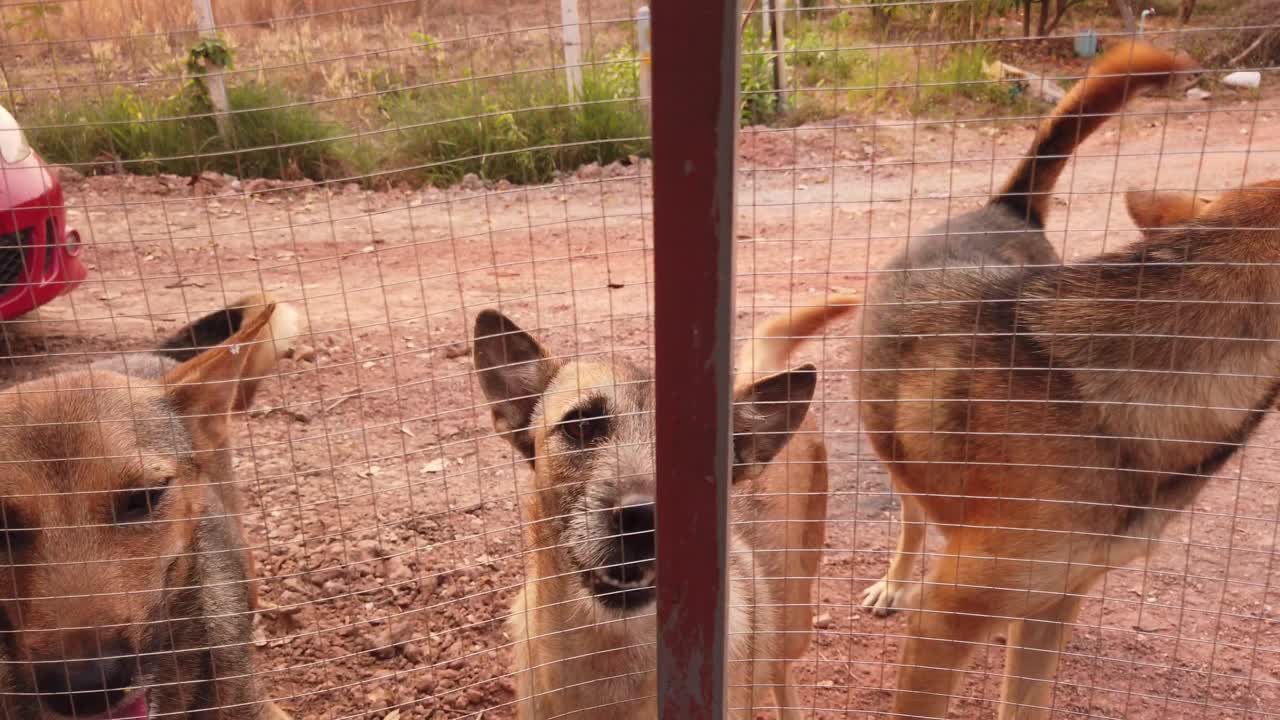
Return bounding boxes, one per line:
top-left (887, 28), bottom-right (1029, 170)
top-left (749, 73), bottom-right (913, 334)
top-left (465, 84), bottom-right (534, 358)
top-left (34, 641), bottom-right (136, 717)
top-left (606, 496), bottom-right (655, 585)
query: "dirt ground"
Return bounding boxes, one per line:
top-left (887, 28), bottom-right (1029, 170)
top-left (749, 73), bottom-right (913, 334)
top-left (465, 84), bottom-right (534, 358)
top-left (5, 92), bottom-right (1280, 719)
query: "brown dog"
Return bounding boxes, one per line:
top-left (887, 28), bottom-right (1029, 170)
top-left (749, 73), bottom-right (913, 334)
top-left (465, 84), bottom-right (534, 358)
top-left (0, 294), bottom-right (296, 719)
top-left (858, 42), bottom-right (1205, 718)
top-left (473, 296), bottom-right (856, 719)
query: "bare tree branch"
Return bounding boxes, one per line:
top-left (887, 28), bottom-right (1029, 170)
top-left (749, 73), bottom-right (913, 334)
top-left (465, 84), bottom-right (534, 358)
top-left (1047, 0), bottom-right (1091, 35)
top-left (1229, 28), bottom-right (1278, 66)
top-left (1110, 0), bottom-right (1139, 33)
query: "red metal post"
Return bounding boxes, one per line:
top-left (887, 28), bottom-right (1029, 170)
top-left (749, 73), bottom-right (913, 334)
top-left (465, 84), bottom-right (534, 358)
top-left (651, 0), bottom-right (739, 717)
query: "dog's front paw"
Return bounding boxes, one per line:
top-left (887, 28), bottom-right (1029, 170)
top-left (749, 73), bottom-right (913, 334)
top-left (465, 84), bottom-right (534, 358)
top-left (861, 579), bottom-right (901, 617)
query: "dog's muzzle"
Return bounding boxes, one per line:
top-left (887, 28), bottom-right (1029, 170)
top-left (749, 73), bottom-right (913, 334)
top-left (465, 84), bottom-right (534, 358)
top-left (32, 641), bottom-right (149, 719)
top-left (586, 496), bottom-right (657, 611)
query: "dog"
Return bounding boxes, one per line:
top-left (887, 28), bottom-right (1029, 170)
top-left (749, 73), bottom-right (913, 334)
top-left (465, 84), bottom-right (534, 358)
top-left (0, 294), bottom-right (297, 719)
top-left (857, 41), bottom-right (1211, 719)
top-left (472, 296), bottom-right (856, 719)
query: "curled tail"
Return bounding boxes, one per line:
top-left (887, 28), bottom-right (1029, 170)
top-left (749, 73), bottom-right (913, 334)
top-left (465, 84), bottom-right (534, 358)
top-left (995, 40), bottom-right (1197, 226)
top-left (735, 293), bottom-right (860, 386)
top-left (159, 293), bottom-right (300, 410)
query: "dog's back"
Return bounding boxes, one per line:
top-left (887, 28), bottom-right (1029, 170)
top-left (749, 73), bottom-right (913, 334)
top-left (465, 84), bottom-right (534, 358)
top-left (862, 42), bottom-right (1196, 459)
top-left (876, 41), bottom-right (1195, 277)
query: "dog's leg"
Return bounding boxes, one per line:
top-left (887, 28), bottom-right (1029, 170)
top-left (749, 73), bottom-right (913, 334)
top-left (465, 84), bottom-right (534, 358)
top-left (997, 593), bottom-right (1084, 720)
top-left (892, 551), bottom-right (1003, 720)
top-left (862, 491), bottom-right (926, 616)
top-left (773, 662), bottom-right (805, 720)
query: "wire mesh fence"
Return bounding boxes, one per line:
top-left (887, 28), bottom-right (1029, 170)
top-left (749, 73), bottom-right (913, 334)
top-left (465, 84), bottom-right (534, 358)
top-left (0, 0), bottom-right (1277, 718)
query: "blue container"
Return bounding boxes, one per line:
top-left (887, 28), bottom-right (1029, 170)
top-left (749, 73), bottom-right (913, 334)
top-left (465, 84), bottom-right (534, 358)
top-left (1075, 29), bottom-right (1100, 58)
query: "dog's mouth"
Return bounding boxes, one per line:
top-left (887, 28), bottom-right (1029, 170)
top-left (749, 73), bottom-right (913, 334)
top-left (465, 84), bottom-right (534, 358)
top-left (586, 568), bottom-right (656, 612)
top-left (105, 690), bottom-right (149, 720)
top-left (47, 688), bottom-right (148, 720)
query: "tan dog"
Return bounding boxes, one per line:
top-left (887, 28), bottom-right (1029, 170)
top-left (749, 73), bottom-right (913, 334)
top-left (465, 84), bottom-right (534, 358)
top-left (858, 41), bottom-right (1209, 719)
top-left (0, 294), bottom-right (296, 720)
top-left (473, 296), bottom-right (856, 719)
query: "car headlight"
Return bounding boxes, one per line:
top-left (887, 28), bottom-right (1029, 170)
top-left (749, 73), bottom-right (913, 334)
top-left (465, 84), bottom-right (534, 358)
top-left (0, 105), bottom-right (33, 165)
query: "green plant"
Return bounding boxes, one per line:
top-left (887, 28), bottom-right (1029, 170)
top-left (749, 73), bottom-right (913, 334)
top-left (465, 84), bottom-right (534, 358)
top-left (379, 67), bottom-right (648, 187)
top-left (184, 37), bottom-right (236, 111)
top-left (843, 47), bottom-right (914, 110)
top-left (828, 10), bottom-right (855, 33)
top-left (24, 81), bottom-right (348, 180)
top-left (913, 45), bottom-right (1024, 115)
top-left (740, 22), bottom-right (778, 125)
top-left (592, 47), bottom-right (641, 100)
top-left (410, 31), bottom-right (444, 63)
top-left (788, 29), bottom-right (863, 87)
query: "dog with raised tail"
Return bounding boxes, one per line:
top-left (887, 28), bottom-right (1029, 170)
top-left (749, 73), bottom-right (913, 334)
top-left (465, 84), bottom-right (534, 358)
top-left (473, 295), bottom-right (858, 719)
top-left (857, 41), bottom-right (1210, 719)
top-left (0, 294), bottom-right (297, 720)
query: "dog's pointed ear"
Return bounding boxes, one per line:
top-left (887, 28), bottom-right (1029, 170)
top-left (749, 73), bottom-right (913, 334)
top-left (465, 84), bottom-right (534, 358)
top-left (1126, 190), bottom-right (1213, 231)
top-left (161, 304), bottom-right (277, 447)
top-left (473, 310), bottom-right (560, 460)
top-left (732, 364), bottom-right (817, 482)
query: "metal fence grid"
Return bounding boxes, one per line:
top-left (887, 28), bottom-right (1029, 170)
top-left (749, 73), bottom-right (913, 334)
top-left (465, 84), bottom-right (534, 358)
top-left (0, 0), bottom-right (1276, 718)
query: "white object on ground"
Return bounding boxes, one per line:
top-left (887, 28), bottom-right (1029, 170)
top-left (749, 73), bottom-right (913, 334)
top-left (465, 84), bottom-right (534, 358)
top-left (1222, 71), bottom-right (1262, 89)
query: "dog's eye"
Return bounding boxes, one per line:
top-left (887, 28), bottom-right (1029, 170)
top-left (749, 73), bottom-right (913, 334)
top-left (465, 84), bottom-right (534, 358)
top-left (557, 401), bottom-right (611, 448)
top-left (115, 477), bottom-right (175, 524)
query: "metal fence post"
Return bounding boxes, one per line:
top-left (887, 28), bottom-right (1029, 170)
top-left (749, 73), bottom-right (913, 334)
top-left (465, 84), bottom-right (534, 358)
top-left (191, 0), bottom-right (232, 138)
top-left (652, 0), bottom-right (739, 717)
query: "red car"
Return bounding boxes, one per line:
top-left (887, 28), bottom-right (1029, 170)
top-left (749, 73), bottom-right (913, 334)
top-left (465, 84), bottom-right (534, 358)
top-left (0, 104), bottom-right (86, 320)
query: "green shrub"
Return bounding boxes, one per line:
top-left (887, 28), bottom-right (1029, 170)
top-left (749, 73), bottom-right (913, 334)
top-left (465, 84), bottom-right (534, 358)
top-left (26, 82), bottom-right (348, 179)
top-left (788, 29), bottom-right (865, 87)
top-left (741, 22), bottom-right (778, 125)
top-left (379, 53), bottom-right (648, 187)
top-left (913, 45), bottom-right (1024, 114)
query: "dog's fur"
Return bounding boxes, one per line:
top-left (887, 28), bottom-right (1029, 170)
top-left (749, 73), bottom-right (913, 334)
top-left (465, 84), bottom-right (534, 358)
top-left (857, 41), bottom-right (1213, 719)
top-left (473, 297), bottom-right (856, 719)
top-left (0, 294), bottom-right (297, 720)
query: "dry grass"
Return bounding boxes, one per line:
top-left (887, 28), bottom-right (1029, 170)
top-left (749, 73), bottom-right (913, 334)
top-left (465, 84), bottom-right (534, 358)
top-left (3, 0), bottom-right (416, 41)
top-left (1, 0), bottom-right (635, 125)
top-left (0, 0), bottom-right (1232, 188)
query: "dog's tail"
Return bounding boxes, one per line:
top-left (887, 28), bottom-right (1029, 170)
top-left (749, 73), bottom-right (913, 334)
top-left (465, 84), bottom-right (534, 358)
top-left (734, 293), bottom-right (860, 386)
top-left (159, 293), bottom-right (300, 410)
top-left (993, 40), bottom-right (1196, 227)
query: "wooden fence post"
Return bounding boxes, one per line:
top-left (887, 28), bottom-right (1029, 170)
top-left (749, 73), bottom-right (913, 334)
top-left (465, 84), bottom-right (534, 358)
top-left (192, 0), bottom-right (232, 138)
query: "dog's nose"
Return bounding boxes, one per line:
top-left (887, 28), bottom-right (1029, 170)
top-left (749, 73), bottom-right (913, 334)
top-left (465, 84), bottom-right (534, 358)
top-left (33, 639), bottom-right (136, 717)
top-left (606, 495), bottom-right (655, 585)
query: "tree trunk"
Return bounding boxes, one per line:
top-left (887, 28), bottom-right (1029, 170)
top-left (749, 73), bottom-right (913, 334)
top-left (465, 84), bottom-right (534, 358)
top-left (1023, 0), bottom-right (1033, 37)
top-left (1047, 0), bottom-right (1082, 35)
top-left (1110, 0), bottom-right (1139, 33)
top-left (1037, 0), bottom-right (1051, 36)
top-left (871, 5), bottom-right (893, 33)
top-left (980, 0), bottom-right (997, 36)
top-left (1178, 0), bottom-right (1196, 24)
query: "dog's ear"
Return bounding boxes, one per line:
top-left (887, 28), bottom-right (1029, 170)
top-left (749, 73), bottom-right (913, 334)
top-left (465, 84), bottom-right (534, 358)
top-left (1125, 190), bottom-right (1213, 231)
top-left (473, 310), bottom-right (560, 460)
top-left (161, 305), bottom-right (276, 448)
top-left (732, 364), bottom-right (817, 482)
